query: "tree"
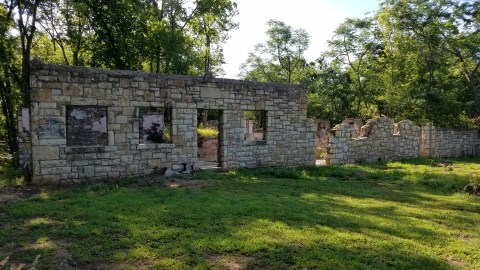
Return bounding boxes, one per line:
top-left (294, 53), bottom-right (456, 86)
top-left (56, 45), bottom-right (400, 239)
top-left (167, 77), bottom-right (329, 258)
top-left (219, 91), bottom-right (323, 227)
top-left (323, 17), bottom-right (380, 117)
top-left (16, 0), bottom-right (42, 107)
top-left (36, 0), bottom-right (92, 66)
top-left (442, 1), bottom-right (480, 116)
top-left (306, 58), bottom-right (356, 122)
top-left (377, 0), bottom-right (475, 126)
top-left (191, 0), bottom-right (238, 75)
top-left (77, 0), bottom-right (150, 70)
top-left (240, 19), bottom-right (309, 83)
top-left (0, 1), bottom-right (20, 156)
top-left (144, 0), bottom-right (202, 75)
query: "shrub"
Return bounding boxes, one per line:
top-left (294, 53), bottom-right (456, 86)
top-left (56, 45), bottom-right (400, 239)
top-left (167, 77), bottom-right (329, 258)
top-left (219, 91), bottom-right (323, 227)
top-left (464, 175), bottom-right (480, 194)
top-left (197, 128), bottom-right (218, 138)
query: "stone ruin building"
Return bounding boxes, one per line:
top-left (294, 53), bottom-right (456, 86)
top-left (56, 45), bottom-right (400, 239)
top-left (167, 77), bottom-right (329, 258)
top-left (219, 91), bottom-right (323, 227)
top-left (18, 60), bottom-right (316, 184)
top-left (17, 60), bottom-right (480, 184)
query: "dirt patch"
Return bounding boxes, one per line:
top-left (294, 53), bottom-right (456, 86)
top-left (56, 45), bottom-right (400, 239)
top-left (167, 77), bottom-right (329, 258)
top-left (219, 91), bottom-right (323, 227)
top-left (0, 239), bottom-right (75, 269)
top-left (464, 185), bottom-right (480, 196)
top-left (206, 255), bottom-right (256, 270)
top-left (458, 234), bottom-right (472, 242)
top-left (0, 186), bottom-right (42, 203)
top-left (198, 138), bottom-right (218, 162)
top-left (81, 259), bottom-right (155, 270)
top-left (51, 240), bottom-right (74, 269)
top-left (446, 257), bottom-right (464, 268)
top-left (163, 179), bottom-right (216, 189)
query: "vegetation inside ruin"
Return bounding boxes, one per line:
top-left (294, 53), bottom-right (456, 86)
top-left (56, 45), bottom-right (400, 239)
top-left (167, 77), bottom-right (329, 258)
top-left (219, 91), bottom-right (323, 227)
top-left (1, 157), bottom-right (479, 269)
top-left (197, 127), bottom-right (219, 139)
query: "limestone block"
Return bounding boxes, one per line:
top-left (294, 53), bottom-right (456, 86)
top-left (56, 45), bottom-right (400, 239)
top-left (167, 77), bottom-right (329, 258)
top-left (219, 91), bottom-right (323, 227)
top-left (116, 115), bottom-right (128, 124)
top-left (40, 160), bottom-right (67, 167)
top-left (71, 97), bottom-right (97, 105)
top-left (95, 166), bottom-right (112, 173)
top-left (127, 165), bottom-right (138, 174)
top-left (33, 89), bottom-right (52, 102)
top-left (32, 174), bottom-right (61, 184)
top-left (63, 83), bottom-right (83, 96)
top-left (32, 146), bottom-right (60, 160)
top-left (41, 166), bottom-right (71, 175)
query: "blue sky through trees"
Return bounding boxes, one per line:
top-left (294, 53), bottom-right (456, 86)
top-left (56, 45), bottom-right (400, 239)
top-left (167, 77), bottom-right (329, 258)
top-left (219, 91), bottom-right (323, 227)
top-left (222, 0), bottom-right (380, 78)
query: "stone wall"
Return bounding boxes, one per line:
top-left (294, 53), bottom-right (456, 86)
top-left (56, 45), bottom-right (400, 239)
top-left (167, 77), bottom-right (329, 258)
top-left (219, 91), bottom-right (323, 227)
top-left (326, 117), bottom-right (480, 165)
top-left (22, 60), bottom-right (315, 184)
top-left (326, 118), bottom-right (420, 165)
top-left (420, 124), bottom-right (480, 158)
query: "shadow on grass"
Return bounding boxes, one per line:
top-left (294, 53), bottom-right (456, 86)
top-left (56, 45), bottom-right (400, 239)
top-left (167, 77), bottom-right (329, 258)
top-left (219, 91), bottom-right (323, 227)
top-left (1, 158), bottom-right (479, 269)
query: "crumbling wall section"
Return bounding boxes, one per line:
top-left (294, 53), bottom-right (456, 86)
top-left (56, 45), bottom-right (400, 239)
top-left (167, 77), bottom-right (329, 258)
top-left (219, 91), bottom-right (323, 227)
top-left (326, 118), bottom-right (420, 165)
top-left (25, 61), bottom-right (315, 184)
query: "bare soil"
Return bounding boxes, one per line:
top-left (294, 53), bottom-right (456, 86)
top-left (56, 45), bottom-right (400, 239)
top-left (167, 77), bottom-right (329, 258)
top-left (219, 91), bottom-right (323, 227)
top-left (0, 186), bottom-right (42, 203)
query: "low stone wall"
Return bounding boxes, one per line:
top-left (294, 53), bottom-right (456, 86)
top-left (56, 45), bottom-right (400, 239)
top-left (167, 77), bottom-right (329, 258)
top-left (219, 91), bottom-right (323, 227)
top-left (326, 117), bottom-right (480, 165)
top-left (421, 124), bottom-right (480, 158)
top-left (21, 60), bottom-right (315, 184)
top-left (326, 118), bottom-right (420, 164)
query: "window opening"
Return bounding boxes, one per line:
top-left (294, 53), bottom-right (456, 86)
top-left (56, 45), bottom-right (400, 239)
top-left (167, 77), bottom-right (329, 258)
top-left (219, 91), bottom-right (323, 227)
top-left (66, 106), bottom-right (108, 146)
top-left (139, 107), bottom-right (172, 144)
top-left (244, 110), bottom-right (266, 141)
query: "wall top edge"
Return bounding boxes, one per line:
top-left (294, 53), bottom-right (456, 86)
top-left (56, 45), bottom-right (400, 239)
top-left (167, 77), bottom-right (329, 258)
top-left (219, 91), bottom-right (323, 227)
top-left (30, 58), bottom-right (304, 91)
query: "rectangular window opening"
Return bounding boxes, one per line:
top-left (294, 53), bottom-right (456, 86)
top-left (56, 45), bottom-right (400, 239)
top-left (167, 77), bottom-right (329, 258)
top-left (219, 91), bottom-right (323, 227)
top-left (66, 106), bottom-right (108, 146)
top-left (244, 110), bottom-right (266, 141)
top-left (139, 107), bottom-right (172, 144)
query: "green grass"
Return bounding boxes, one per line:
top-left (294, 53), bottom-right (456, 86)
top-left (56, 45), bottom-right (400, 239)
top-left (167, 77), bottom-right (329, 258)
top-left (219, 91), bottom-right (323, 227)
top-left (0, 164), bottom-right (23, 188)
top-left (1, 158), bottom-right (480, 269)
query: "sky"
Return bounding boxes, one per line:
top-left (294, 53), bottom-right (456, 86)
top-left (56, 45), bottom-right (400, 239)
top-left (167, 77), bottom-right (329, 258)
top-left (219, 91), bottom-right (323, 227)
top-left (221, 0), bottom-right (380, 79)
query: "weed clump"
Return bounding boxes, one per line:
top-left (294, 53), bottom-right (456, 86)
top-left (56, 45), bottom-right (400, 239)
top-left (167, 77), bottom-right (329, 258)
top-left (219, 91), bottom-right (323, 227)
top-left (464, 175), bottom-right (480, 196)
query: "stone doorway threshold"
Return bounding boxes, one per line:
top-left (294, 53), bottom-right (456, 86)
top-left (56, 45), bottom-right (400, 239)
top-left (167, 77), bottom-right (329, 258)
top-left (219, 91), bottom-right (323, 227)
top-left (197, 160), bottom-right (221, 170)
top-left (316, 159), bottom-right (326, 166)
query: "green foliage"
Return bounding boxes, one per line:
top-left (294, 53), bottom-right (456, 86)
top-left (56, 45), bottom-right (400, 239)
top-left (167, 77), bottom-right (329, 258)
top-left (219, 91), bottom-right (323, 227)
top-left (465, 175), bottom-right (480, 194)
top-left (191, 0), bottom-right (239, 75)
top-left (240, 20), bottom-right (310, 83)
top-left (197, 127), bottom-right (218, 138)
top-left (0, 164), bottom-right (23, 187)
top-left (305, 0), bottom-right (480, 127)
top-left (1, 158), bottom-right (480, 268)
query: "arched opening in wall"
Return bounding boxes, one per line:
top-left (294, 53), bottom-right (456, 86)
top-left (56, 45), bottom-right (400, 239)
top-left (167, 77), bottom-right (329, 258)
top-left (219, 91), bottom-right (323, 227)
top-left (197, 109), bottom-right (223, 169)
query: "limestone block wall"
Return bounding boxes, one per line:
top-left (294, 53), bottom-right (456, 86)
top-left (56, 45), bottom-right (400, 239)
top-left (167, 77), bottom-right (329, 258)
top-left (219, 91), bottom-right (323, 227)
top-left (420, 124), bottom-right (480, 158)
top-left (23, 60), bottom-right (315, 184)
top-left (326, 118), bottom-right (420, 165)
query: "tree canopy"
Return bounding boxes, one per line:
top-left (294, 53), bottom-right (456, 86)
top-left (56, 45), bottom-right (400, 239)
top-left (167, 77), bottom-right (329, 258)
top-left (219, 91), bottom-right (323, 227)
top-left (0, 0), bottom-right (239, 157)
top-left (240, 0), bottom-right (480, 128)
top-left (1, 0), bottom-right (480, 159)
top-left (239, 19), bottom-right (310, 83)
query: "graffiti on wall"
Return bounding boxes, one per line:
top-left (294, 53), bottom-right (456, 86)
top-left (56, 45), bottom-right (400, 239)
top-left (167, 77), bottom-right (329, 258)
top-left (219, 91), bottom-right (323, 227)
top-left (35, 117), bottom-right (65, 138)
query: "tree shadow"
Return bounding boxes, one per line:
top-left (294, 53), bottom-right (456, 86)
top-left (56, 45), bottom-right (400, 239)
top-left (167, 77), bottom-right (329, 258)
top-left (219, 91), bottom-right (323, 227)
top-left (2, 161), bottom-right (479, 268)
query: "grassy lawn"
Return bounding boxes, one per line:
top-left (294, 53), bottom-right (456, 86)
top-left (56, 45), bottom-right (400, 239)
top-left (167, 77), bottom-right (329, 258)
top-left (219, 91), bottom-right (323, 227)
top-left (1, 158), bottom-right (479, 269)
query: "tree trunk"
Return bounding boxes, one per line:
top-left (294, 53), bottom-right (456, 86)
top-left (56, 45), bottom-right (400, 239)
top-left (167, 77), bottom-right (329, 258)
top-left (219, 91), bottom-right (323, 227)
top-left (205, 34), bottom-right (211, 74)
top-left (202, 110), bottom-right (208, 127)
top-left (468, 75), bottom-right (480, 113)
top-left (0, 75), bottom-right (19, 157)
top-left (21, 49), bottom-right (31, 107)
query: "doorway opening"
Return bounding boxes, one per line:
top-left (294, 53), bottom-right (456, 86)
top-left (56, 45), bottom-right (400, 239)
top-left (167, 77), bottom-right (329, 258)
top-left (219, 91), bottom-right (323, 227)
top-left (197, 109), bottom-right (223, 169)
